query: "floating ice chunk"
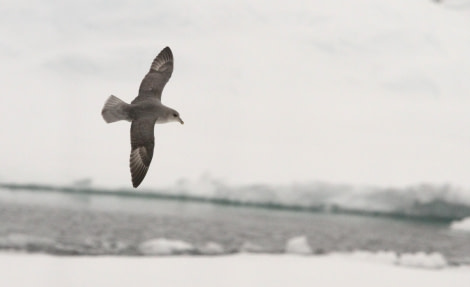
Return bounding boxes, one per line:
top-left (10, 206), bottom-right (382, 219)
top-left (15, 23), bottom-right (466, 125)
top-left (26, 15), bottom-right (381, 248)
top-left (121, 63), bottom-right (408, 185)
top-left (450, 217), bottom-right (470, 232)
top-left (199, 242), bottom-right (224, 255)
top-left (398, 252), bottom-right (448, 269)
top-left (240, 241), bottom-right (265, 253)
top-left (139, 238), bottom-right (195, 255)
top-left (285, 236), bottom-right (312, 255)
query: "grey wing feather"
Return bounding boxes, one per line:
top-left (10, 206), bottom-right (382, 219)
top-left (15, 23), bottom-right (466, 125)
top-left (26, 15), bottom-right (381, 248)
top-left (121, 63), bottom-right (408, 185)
top-left (132, 47), bottom-right (174, 103)
top-left (130, 118), bottom-right (155, 188)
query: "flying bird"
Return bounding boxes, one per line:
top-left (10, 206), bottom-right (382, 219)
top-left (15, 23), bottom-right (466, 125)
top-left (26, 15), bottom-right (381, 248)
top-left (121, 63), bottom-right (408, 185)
top-left (101, 47), bottom-right (183, 188)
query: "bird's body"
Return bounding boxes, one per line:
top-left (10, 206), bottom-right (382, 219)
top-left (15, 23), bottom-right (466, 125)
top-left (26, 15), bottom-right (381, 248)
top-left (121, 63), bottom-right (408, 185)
top-left (127, 101), bottom-right (177, 124)
top-left (101, 47), bottom-right (183, 188)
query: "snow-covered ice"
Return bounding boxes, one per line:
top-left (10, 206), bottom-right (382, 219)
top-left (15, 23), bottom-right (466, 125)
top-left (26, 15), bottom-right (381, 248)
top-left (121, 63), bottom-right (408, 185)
top-left (0, 253), bottom-right (468, 287)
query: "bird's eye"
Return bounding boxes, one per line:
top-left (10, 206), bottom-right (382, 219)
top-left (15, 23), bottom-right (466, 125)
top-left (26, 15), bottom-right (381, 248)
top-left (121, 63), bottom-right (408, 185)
top-left (173, 113), bottom-right (178, 117)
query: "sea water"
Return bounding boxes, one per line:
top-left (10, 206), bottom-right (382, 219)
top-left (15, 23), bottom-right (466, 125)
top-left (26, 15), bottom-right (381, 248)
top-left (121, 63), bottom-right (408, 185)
top-left (0, 185), bottom-right (469, 266)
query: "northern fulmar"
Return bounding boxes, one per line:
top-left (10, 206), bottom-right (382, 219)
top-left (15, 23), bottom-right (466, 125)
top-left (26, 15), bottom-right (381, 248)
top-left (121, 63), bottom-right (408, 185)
top-left (101, 47), bottom-right (183, 188)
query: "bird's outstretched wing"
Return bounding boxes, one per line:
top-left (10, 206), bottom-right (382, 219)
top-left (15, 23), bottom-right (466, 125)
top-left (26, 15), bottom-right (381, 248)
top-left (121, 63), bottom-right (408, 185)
top-left (132, 47), bottom-right (173, 103)
top-left (130, 118), bottom-right (155, 188)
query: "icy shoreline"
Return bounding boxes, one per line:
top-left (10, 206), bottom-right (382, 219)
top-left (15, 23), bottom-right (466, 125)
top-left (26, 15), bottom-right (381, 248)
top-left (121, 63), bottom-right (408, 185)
top-left (1, 233), bottom-right (464, 268)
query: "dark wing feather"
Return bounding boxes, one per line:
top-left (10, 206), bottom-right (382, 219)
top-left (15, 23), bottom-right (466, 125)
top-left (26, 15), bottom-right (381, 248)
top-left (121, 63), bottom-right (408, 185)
top-left (130, 118), bottom-right (155, 188)
top-left (132, 47), bottom-right (174, 103)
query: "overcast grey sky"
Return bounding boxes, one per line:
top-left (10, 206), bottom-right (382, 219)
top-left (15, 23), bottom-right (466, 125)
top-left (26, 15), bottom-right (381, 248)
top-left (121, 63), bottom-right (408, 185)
top-left (1, 0), bottom-right (470, 189)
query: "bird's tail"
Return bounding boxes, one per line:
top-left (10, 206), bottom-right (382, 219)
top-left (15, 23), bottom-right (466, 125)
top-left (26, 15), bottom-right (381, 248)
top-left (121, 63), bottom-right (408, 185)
top-left (101, 95), bottom-right (131, 123)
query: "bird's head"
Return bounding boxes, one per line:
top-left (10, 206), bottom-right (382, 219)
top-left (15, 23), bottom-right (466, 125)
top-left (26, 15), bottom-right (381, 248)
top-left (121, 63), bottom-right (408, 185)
top-left (168, 109), bottom-right (184, 125)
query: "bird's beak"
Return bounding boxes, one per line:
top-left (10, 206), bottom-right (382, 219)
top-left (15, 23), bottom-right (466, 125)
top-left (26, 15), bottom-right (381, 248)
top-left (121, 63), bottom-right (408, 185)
top-left (178, 117), bottom-right (184, 125)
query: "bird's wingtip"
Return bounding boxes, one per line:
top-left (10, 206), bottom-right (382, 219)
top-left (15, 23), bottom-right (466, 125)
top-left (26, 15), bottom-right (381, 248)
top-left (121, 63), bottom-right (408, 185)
top-left (163, 46), bottom-right (172, 55)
